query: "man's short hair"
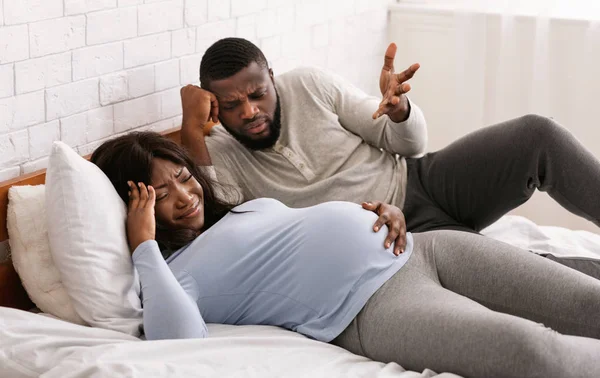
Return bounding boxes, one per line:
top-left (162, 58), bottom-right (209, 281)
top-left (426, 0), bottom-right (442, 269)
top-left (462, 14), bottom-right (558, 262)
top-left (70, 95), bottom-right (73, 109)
top-left (200, 37), bottom-right (268, 90)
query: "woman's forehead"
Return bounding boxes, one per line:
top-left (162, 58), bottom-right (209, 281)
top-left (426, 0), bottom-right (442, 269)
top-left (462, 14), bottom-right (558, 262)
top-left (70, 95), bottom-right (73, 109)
top-left (151, 159), bottom-right (183, 179)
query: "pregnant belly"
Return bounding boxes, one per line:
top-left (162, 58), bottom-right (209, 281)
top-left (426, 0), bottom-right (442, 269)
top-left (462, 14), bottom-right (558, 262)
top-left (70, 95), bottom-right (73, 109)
top-left (285, 202), bottom-right (398, 298)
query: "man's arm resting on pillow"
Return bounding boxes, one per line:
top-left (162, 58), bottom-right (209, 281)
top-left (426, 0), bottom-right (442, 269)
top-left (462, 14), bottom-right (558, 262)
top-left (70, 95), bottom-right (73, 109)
top-left (133, 240), bottom-right (208, 340)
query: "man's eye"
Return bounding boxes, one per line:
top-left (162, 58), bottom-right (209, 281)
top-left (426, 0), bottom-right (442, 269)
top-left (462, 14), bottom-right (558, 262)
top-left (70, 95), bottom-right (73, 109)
top-left (156, 194), bottom-right (167, 201)
top-left (182, 174), bottom-right (193, 182)
top-left (222, 104), bottom-right (236, 110)
top-left (250, 92), bottom-right (265, 99)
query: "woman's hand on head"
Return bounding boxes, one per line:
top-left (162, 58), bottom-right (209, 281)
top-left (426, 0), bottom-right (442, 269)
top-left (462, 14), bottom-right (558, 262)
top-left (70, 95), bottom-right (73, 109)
top-left (127, 181), bottom-right (156, 255)
top-left (362, 201), bottom-right (407, 256)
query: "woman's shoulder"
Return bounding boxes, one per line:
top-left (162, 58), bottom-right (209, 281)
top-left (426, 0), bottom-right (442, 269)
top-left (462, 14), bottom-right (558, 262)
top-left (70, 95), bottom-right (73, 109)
top-left (232, 198), bottom-right (287, 212)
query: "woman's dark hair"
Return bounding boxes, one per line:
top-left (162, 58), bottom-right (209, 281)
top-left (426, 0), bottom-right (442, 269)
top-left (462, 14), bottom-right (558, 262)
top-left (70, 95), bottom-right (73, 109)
top-left (200, 37), bottom-right (268, 90)
top-left (91, 131), bottom-right (237, 258)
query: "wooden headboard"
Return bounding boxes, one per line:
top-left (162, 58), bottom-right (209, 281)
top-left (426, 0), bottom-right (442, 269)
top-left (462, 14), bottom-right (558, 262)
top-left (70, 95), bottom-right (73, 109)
top-left (0, 126), bottom-right (184, 310)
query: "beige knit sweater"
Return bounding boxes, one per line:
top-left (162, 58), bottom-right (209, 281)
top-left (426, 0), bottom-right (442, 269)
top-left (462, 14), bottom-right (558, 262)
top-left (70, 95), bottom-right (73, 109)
top-left (205, 66), bottom-right (428, 209)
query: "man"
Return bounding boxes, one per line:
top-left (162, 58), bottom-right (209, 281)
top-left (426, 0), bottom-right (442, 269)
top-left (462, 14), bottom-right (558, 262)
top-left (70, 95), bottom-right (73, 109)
top-left (180, 37), bottom-right (600, 277)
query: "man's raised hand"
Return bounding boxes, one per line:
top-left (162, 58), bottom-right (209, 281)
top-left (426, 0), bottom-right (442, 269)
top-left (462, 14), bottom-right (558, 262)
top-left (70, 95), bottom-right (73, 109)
top-left (373, 43), bottom-right (420, 123)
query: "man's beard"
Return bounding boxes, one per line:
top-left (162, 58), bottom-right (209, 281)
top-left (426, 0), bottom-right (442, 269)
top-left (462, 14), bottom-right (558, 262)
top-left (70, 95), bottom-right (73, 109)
top-left (220, 93), bottom-right (282, 151)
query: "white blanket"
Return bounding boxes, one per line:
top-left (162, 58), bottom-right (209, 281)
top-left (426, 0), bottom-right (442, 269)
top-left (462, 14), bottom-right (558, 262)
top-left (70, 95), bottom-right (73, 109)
top-left (2, 215), bottom-right (599, 378)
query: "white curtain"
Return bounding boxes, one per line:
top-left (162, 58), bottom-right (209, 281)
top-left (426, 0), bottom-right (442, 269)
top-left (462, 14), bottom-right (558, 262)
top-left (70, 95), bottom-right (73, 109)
top-left (390, 1), bottom-right (600, 232)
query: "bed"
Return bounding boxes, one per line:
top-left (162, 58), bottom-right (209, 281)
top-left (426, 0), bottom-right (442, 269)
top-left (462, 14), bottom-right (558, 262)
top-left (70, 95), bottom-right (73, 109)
top-left (1, 126), bottom-right (599, 378)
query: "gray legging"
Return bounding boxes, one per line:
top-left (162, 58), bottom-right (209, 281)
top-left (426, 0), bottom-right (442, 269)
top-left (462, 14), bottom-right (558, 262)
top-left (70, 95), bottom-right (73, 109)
top-left (402, 114), bottom-right (600, 279)
top-left (331, 231), bottom-right (600, 378)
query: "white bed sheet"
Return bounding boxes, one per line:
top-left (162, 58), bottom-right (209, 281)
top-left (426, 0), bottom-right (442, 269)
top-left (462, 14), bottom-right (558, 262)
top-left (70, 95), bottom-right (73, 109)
top-left (482, 215), bottom-right (600, 259)
top-left (0, 307), bottom-right (460, 378)
top-left (2, 215), bottom-right (599, 378)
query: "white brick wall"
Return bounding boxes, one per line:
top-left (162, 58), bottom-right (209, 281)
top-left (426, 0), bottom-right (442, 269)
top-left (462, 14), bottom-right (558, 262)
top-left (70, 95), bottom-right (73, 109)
top-left (0, 130), bottom-right (29, 168)
top-left (207, 0), bottom-right (230, 22)
top-left (0, 64), bottom-right (14, 98)
top-left (72, 43), bottom-right (123, 81)
top-left (114, 93), bottom-right (162, 132)
top-left (124, 33), bottom-right (171, 68)
top-left (184, 0), bottom-right (207, 27)
top-left (127, 65), bottom-right (155, 98)
top-left (138, 0), bottom-right (183, 36)
top-left (0, 25), bottom-right (29, 63)
top-left (100, 72), bottom-right (128, 105)
top-left (65, 0), bottom-right (116, 16)
top-left (3, 0), bottom-right (63, 25)
top-left (155, 60), bottom-right (180, 91)
top-left (29, 120), bottom-right (60, 159)
top-left (15, 52), bottom-right (71, 94)
top-left (0, 0), bottom-right (390, 177)
top-left (172, 28), bottom-right (196, 57)
top-left (231, 0), bottom-right (267, 18)
top-left (87, 7), bottom-right (137, 45)
top-left (46, 78), bottom-right (100, 120)
top-left (61, 106), bottom-right (114, 148)
top-left (0, 91), bottom-right (45, 132)
top-left (30, 16), bottom-right (86, 57)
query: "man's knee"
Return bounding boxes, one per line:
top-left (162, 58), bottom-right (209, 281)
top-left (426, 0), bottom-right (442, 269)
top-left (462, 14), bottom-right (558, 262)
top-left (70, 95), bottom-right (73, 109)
top-left (518, 113), bottom-right (569, 144)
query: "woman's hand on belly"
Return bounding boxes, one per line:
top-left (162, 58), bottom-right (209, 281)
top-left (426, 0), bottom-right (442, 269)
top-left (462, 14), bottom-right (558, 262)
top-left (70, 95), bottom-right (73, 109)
top-left (362, 201), bottom-right (407, 256)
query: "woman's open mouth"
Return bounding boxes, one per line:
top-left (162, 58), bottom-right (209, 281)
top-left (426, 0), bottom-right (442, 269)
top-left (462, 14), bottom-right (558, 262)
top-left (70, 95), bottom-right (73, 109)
top-left (179, 201), bottom-right (200, 219)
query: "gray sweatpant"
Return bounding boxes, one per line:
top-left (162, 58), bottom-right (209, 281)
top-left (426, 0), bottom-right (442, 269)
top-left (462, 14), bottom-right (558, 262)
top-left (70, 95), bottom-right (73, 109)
top-left (331, 231), bottom-right (600, 378)
top-left (402, 114), bottom-right (600, 279)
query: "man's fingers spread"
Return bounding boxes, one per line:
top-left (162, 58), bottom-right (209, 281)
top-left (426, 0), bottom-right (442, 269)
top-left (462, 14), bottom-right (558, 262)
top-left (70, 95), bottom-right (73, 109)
top-left (395, 64), bottom-right (420, 84)
top-left (373, 103), bottom-right (387, 119)
top-left (393, 83), bottom-right (411, 96)
top-left (382, 43), bottom-right (397, 71)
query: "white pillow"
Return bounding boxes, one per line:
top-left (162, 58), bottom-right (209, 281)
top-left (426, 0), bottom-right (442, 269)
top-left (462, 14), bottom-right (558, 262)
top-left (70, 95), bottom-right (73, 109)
top-left (7, 185), bottom-right (86, 325)
top-left (46, 141), bottom-right (142, 336)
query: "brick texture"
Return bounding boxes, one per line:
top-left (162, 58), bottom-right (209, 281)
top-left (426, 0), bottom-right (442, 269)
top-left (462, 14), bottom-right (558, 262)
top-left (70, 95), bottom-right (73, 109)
top-left (0, 0), bottom-right (389, 177)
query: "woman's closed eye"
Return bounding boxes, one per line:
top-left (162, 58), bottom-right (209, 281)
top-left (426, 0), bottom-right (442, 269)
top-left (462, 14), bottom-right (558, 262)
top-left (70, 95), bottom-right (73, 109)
top-left (154, 174), bottom-right (193, 201)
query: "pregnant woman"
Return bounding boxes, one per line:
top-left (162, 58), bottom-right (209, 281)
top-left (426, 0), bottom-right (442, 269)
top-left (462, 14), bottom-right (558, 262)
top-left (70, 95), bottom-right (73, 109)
top-left (91, 132), bottom-right (600, 378)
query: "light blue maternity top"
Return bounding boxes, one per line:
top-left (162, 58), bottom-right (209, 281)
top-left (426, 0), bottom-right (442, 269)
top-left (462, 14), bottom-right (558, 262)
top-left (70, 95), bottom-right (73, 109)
top-left (133, 198), bottom-right (414, 342)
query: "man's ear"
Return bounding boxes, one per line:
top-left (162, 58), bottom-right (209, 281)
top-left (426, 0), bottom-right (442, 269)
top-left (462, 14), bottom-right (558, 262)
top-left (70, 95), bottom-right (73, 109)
top-left (269, 68), bottom-right (274, 82)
